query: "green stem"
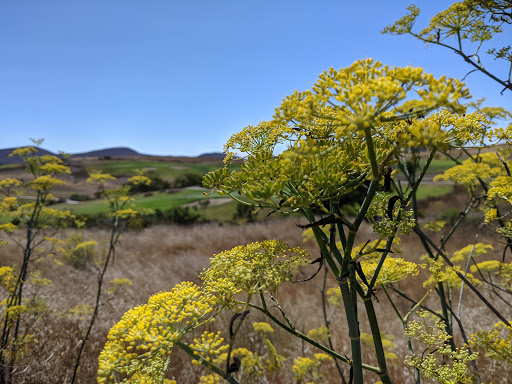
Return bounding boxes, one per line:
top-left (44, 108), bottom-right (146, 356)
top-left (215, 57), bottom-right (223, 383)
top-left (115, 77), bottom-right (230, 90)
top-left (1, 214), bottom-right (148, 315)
top-left (382, 286), bottom-right (422, 384)
top-left (414, 226), bottom-right (512, 328)
top-left (405, 149), bottom-right (436, 204)
top-left (363, 125), bottom-right (380, 179)
top-left (362, 293), bottom-right (393, 384)
top-left (245, 302), bottom-right (383, 374)
top-left (224, 295), bottom-right (251, 378)
top-left (176, 341), bottom-right (240, 384)
top-left (71, 216), bottom-right (119, 384)
top-left (321, 267), bottom-right (347, 384)
top-left (160, 353), bottom-right (172, 384)
top-left (302, 208), bottom-right (341, 276)
top-left (339, 267), bottom-right (363, 384)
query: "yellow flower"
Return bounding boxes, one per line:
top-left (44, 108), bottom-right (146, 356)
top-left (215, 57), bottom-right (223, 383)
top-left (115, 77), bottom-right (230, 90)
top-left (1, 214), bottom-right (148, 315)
top-left (0, 223), bottom-right (18, 233)
top-left (26, 175), bottom-right (66, 191)
top-left (450, 243), bottom-right (493, 263)
top-left (361, 257), bottom-right (420, 286)
top-left (252, 321), bottom-right (274, 335)
top-left (87, 171), bottom-right (117, 184)
top-left (190, 331), bottom-right (229, 366)
top-left (200, 240), bottom-right (309, 300)
top-left (98, 282), bottom-right (215, 383)
top-left (292, 353), bottom-right (332, 383)
top-left (307, 326), bottom-right (330, 343)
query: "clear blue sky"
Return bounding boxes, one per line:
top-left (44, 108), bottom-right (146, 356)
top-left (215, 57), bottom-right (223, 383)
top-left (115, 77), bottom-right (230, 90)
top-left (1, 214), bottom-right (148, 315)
top-left (1, 1), bottom-right (511, 156)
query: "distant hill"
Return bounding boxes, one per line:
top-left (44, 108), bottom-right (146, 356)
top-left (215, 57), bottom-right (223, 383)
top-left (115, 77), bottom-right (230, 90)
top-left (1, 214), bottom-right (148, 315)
top-left (198, 152), bottom-right (225, 159)
top-left (0, 146), bottom-right (143, 165)
top-left (0, 147), bottom-right (58, 165)
top-left (73, 147), bottom-right (141, 158)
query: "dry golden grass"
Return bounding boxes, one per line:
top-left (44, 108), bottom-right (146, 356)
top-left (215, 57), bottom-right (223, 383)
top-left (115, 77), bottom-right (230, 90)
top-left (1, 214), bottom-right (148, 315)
top-left (1, 207), bottom-right (511, 383)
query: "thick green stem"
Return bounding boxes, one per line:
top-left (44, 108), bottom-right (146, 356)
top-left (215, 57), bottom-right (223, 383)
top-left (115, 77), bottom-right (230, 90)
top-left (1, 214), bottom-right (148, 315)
top-left (302, 208), bottom-right (341, 276)
top-left (362, 294), bottom-right (393, 384)
top-left (363, 126), bottom-right (380, 179)
top-left (339, 269), bottom-right (363, 384)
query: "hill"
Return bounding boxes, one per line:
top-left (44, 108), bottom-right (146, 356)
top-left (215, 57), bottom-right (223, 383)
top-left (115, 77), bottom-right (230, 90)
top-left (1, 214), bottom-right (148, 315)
top-left (0, 146), bottom-right (143, 165)
top-left (73, 147), bottom-right (141, 158)
top-left (0, 147), bottom-right (58, 165)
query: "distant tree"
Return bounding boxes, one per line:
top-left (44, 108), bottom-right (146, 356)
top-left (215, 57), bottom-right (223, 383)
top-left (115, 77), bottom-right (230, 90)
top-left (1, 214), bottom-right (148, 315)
top-left (172, 172), bottom-right (203, 188)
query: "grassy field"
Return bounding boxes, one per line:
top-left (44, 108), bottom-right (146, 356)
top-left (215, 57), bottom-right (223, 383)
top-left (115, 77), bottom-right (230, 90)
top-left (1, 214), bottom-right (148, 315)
top-left (1, 155), bottom-right (457, 222)
top-left (84, 159), bottom-right (241, 179)
top-left (58, 188), bottom-right (224, 215)
top-left (2, 214), bottom-right (509, 383)
top-left (415, 184), bottom-right (454, 200)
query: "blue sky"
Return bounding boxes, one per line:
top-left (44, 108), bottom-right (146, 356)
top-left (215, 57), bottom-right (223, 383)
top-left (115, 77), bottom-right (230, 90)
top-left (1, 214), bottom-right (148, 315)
top-left (1, 1), bottom-right (511, 156)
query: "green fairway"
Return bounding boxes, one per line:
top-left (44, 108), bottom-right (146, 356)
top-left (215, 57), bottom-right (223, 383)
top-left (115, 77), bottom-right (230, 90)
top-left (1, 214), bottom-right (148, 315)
top-left (84, 159), bottom-right (240, 179)
top-left (58, 188), bottom-right (224, 215)
top-left (416, 184), bottom-right (453, 200)
top-left (420, 158), bottom-right (456, 175)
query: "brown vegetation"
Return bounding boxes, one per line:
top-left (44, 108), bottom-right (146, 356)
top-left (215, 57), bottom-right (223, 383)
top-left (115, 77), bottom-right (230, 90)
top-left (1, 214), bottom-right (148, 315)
top-left (2, 194), bottom-right (511, 383)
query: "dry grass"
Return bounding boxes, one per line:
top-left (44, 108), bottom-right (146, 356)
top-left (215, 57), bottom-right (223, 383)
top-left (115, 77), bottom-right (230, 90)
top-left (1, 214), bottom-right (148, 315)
top-left (1, 207), bottom-right (512, 383)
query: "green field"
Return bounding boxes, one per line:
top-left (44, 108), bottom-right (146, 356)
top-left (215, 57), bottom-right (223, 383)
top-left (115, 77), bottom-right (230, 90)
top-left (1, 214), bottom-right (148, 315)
top-left (84, 159), bottom-right (240, 179)
top-left (58, 188), bottom-right (224, 215)
top-left (420, 158), bottom-right (456, 175)
top-left (415, 184), bottom-right (453, 200)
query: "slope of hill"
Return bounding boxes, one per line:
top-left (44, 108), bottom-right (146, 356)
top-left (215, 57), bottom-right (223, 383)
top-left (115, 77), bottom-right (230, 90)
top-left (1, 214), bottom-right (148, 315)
top-left (73, 147), bottom-right (141, 158)
top-left (0, 147), bottom-right (57, 165)
top-left (197, 152), bottom-right (225, 159)
top-left (0, 146), bottom-right (143, 165)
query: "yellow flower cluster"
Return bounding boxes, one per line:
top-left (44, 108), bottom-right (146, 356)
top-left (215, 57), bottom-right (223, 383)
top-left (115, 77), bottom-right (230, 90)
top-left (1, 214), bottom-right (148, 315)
top-left (97, 282), bottom-right (215, 383)
top-left (199, 374), bottom-right (223, 384)
top-left (383, 2), bottom-right (499, 48)
top-left (422, 257), bottom-right (481, 289)
top-left (361, 257), bottom-right (420, 286)
top-left (223, 120), bottom-right (292, 162)
top-left (434, 152), bottom-right (507, 190)
top-left (326, 287), bottom-right (343, 307)
top-left (127, 175), bottom-right (152, 186)
top-left (360, 332), bottom-right (397, 364)
top-left (470, 323), bottom-right (512, 365)
top-left (0, 266), bottom-right (17, 294)
top-left (292, 353), bottom-right (333, 384)
top-left (365, 193), bottom-right (416, 237)
top-left (65, 304), bottom-right (93, 320)
top-left (0, 178), bottom-right (22, 190)
top-left (205, 59), bottom-right (479, 212)
top-left (9, 148), bottom-right (71, 178)
top-left (424, 219), bottom-right (447, 233)
top-left (0, 223), bottom-right (18, 234)
top-left (222, 347), bottom-right (263, 378)
top-left (252, 321), bottom-right (274, 335)
top-left (87, 171), bottom-right (117, 184)
top-left (190, 331), bottom-right (229, 367)
top-left (306, 326), bottom-right (330, 343)
top-left (469, 260), bottom-right (512, 289)
top-left (488, 175), bottom-right (512, 203)
top-left (108, 278), bottom-right (133, 295)
top-left (450, 242), bottom-right (493, 263)
top-left (276, 59), bottom-right (468, 128)
top-left (200, 240), bottom-right (309, 301)
top-left (406, 314), bottom-right (477, 384)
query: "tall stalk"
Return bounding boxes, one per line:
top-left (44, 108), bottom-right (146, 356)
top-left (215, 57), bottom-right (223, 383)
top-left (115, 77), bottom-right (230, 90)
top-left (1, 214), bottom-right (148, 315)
top-left (70, 217), bottom-right (120, 384)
